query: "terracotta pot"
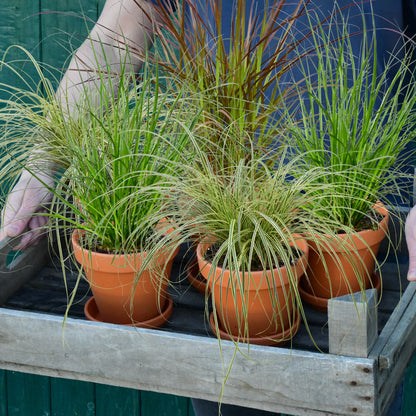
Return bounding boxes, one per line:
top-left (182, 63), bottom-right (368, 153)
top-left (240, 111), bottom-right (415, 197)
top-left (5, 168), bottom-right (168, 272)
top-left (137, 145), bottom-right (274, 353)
top-left (196, 236), bottom-right (308, 341)
top-left (72, 229), bottom-right (179, 325)
top-left (303, 203), bottom-right (389, 301)
top-left (187, 258), bottom-right (209, 295)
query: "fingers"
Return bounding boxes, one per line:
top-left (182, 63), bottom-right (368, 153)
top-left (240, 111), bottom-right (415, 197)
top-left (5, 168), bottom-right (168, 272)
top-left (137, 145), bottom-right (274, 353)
top-left (405, 206), bottom-right (416, 281)
top-left (0, 173), bottom-right (53, 247)
top-left (12, 211), bottom-right (49, 250)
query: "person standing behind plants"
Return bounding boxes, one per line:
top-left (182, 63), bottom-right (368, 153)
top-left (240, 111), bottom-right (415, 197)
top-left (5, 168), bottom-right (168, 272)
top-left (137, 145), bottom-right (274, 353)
top-left (0, 1), bottom-right (414, 416)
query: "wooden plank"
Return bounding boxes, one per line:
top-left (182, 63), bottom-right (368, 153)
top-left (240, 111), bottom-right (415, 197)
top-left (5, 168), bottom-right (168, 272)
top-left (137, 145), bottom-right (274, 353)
top-left (0, 237), bottom-right (51, 305)
top-left (0, 1), bottom-right (41, 91)
top-left (50, 377), bottom-right (95, 416)
top-left (402, 353), bottom-right (416, 416)
top-left (328, 289), bottom-right (378, 357)
top-left (39, 0), bottom-right (100, 89)
top-left (0, 370), bottom-right (6, 416)
top-left (378, 282), bottom-right (416, 368)
top-left (372, 282), bottom-right (416, 415)
top-left (376, 333), bottom-right (416, 416)
top-left (0, 308), bottom-right (376, 416)
top-left (6, 372), bottom-right (51, 416)
top-left (369, 282), bottom-right (416, 369)
top-left (95, 384), bottom-right (140, 416)
top-left (141, 391), bottom-right (189, 416)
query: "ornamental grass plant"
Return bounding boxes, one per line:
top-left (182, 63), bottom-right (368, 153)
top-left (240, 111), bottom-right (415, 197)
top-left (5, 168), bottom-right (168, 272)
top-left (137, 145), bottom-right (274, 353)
top-left (0, 43), bottom-right (205, 322)
top-left (152, 0), bottom-right (345, 173)
top-left (280, 12), bottom-right (416, 303)
top-left (283, 13), bottom-right (416, 230)
top-left (167, 142), bottom-right (351, 341)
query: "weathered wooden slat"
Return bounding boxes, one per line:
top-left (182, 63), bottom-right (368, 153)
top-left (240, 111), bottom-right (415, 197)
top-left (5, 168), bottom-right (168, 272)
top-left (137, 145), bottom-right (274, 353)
top-left (369, 282), bottom-right (416, 415)
top-left (376, 334), bottom-right (416, 416)
top-left (369, 281), bottom-right (416, 369)
top-left (328, 289), bottom-right (378, 358)
top-left (50, 378), bottom-right (95, 416)
top-left (377, 281), bottom-right (416, 369)
top-left (95, 384), bottom-right (140, 416)
top-left (0, 237), bottom-right (50, 305)
top-left (6, 371), bottom-right (51, 416)
top-left (0, 308), bottom-right (376, 416)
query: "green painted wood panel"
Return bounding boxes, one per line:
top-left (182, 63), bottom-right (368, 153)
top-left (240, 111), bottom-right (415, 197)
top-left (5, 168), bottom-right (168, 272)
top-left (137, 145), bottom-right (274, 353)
top-left (7, 371), bottom-right (51, 416)
top-left (50, 378), bottom-right (95, 416)
top-left (39, 0), bottom-right (100, 90)
top-left (0, 370), bottom-right (6, 416)
top-left (0, 1), bottom-right (41, 91)
top-left (402, 352), bottom-right (416, 416)
top-left (141, 391), bottom-right (189, 416)
top-left (95, 384), bottom-right (140, 415)
top-left (0, 1), bottom-right (42, 202)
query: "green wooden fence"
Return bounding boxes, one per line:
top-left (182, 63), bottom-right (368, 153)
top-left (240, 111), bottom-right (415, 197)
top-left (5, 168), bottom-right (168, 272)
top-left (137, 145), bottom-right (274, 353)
top-left (0, 2), bottom-right (414, 415)
top-left (0, 370), bottom-right (194, 416)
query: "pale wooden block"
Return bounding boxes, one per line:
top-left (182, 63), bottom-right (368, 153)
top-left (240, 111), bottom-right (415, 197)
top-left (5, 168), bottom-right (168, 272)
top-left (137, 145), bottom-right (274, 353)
top-left (328, 289), bottom-right (378, 357)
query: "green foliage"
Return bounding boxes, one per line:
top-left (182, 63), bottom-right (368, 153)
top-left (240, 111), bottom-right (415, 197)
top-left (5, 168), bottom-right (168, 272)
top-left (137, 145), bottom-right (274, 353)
top-left (57, 67), bottom-right (199, 254)
top-left (153, 0), bottom-right (327, 171)
top-left (282, 12), bottom-right (416, 229)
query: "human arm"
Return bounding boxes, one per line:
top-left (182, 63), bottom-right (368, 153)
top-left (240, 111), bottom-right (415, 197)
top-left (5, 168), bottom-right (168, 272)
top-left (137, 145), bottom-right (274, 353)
top-left (0, 0), bottom-right (164, 249)
top-left (405, 205), bottom-right (416, 281)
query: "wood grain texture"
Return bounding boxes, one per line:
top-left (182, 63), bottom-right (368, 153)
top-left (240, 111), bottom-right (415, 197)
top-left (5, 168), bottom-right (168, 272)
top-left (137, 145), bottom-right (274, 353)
top-left (328, 289), bottom-right (378, 357)
top-left (370, 282), bottom-right (416, 415)
top-left (50, 378), bottom-right (95, 416)
top-left (0, 1), bottom-right (41, 92)
top-left (0, 237), bottom-right (50, 305)
top-left (6, 372), bottom-right (50, 416)
top-left (95, 384), bottom-right (140, 416)
top-left (369, 281), bottom-right (416, 369)
top-left (0, 308), bottom-right (376, 416)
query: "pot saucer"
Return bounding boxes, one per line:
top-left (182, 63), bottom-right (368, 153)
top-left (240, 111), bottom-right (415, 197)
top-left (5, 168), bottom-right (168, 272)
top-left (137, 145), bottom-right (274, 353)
top-left (187, 258), bottom-right (208, 295)
top-left (84, 296), bottom-right (173, 328)
top-left (299, 272), bottom-right (381, 313)
top-left (209, 309), bottom-right (301, 347)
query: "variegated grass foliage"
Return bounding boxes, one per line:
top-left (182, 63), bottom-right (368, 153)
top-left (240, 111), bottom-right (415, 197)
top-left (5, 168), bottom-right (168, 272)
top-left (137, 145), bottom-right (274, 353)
top-left (282, 10), bottom-right (416, 229)
top-left (152, 0), bottom-right (342, 172)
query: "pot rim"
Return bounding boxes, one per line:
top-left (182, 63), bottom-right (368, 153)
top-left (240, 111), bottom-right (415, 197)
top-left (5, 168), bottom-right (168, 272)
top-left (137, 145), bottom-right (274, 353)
top-left (196, 234), bottom-right (308, 289)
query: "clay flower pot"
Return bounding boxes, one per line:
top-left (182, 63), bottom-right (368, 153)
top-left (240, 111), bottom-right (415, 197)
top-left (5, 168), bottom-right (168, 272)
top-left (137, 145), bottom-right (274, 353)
top-left (301, 203), bottom-right (388, 308)
top-left (72, 229), bottom-right (179, 326)
top-left (196, 236), bottom-right (308, 345)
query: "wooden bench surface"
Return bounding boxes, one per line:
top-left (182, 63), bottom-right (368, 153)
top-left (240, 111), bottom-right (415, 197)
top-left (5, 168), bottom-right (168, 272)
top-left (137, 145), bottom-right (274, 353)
top-left (0, 230), bottom-right (414, 416)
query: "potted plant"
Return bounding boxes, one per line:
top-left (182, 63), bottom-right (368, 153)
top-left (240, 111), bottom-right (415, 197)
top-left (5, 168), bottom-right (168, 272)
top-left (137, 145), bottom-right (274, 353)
top-left (152, 0), bottom-right (346, 293)
top-left (57, 61), bottom-right (206, 326)
top-left (169, 145), bottom-right (343, 345)
top-left (281, 16), bottom-right (416, 310)
top-left (0, 47), bottom-right (201, 326)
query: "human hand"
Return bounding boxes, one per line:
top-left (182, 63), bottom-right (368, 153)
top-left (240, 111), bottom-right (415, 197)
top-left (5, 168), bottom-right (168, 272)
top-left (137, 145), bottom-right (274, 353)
top-left (405, 205), bottom-right (416, 281)
top-left (0, 170), bottom-right (54, 250)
